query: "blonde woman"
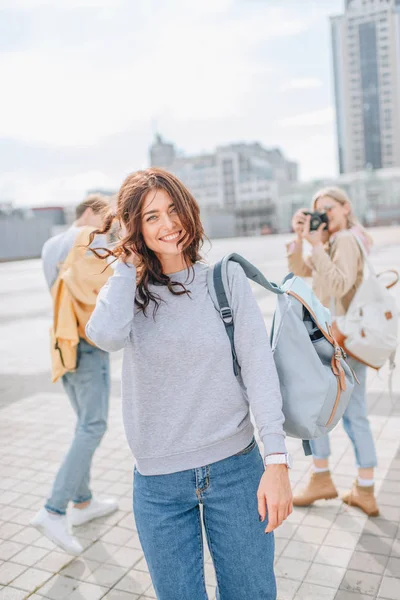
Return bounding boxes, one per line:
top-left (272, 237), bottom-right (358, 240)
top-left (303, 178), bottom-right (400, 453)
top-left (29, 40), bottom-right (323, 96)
top-left (287, 187), bottom-right (379, 517)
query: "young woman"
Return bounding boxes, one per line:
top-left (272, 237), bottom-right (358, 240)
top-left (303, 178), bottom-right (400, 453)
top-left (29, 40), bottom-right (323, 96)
top-left (288, 186), bottom-right (379, 517)
top-left (86, 168), bottom-right (292, 600)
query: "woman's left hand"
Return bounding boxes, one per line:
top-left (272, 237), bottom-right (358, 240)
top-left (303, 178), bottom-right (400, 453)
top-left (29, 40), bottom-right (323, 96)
top-left (301, 215), bottom-right (327, 248)
top-left (257, 465), bottom-right (293, 533)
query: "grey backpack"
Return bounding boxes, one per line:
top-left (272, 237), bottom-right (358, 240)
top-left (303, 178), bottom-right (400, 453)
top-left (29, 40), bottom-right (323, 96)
top-left (207, 253), bottom-right (355, 454)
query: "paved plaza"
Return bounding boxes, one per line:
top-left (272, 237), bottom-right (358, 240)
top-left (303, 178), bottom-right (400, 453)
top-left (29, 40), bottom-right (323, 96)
top-left (1, 230), bottom-right (400, 600)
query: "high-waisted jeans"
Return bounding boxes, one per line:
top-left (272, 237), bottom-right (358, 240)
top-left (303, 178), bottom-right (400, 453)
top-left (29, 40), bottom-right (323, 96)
top-left (133, 439), bottom-right (276, 600)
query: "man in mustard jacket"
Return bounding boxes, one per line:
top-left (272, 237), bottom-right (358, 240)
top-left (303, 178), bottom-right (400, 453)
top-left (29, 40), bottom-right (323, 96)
top-left (30, 195), bottom-right (118, 555)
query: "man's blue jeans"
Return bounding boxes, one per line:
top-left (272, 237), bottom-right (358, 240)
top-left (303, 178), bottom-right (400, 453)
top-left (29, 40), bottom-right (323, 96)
top-left (45, 340), bottom-right (110, 515)
top-left (133, 439), bottom-right (276, 600)
top-left (310, 357), bottom-right (378, 468)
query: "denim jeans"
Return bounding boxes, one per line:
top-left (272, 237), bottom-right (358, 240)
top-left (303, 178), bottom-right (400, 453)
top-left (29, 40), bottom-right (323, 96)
top-left (45, 339), bottom-right (110, 515)
top-left (133, 439), bottom-right (276, 600)
top-left (310, 357), bottom-right (378, 469)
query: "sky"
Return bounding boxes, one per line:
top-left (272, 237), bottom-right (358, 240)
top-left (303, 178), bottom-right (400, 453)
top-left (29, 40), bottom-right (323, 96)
top-left (0, 0), bottom-right (344, 207)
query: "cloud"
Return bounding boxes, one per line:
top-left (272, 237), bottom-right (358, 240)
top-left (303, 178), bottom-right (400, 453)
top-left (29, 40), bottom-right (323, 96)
top-left (281, 78), bottom-right (323, 91)
top-left (0, 1), bottom-right (321, 147)
top-left (280, 107), bottom-right (335, 127)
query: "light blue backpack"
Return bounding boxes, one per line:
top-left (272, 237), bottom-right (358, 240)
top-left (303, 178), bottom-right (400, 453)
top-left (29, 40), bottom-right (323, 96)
top-left (207, 253), bottom-right (355, 454)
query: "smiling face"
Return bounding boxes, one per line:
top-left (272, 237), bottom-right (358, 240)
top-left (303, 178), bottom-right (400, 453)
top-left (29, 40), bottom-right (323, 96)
top-left (315, 195), bottom-right (350, 234)
top-left (141, 187), bottom-right (186, 262)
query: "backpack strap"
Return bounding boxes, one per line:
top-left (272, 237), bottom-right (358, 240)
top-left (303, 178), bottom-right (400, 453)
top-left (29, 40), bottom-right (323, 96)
top-left (207, 253), bottom-right (283, 377)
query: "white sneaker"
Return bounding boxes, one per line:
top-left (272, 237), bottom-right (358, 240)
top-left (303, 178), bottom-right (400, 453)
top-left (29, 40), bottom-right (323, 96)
top-left (70, 497), bottom-right (118, 527)
top-left (30, 508), bottom-right (83, 556)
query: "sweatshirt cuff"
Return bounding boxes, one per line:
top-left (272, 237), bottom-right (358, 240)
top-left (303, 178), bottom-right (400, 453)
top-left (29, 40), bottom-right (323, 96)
top-left (262, 434), bottom-right (287, 457)
top-left (113, 261), bottom-right (137, 278)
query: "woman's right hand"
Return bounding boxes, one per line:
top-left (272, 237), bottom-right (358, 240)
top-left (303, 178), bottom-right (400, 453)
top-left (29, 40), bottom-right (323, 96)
top-left (291, 208), bottom-right (309, 238)
top-left (123, 249), bottom-right (140, 267)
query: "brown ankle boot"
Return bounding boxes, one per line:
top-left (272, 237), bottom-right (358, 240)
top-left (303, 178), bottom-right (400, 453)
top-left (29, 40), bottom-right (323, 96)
top-left (342, 481), bottom-right (380, 517)
top-left (293, 471), bottom-right (338, 507)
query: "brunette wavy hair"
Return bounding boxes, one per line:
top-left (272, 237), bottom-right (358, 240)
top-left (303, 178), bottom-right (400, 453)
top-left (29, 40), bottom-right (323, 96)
top-left (90, 168), bottom-right (205, 316)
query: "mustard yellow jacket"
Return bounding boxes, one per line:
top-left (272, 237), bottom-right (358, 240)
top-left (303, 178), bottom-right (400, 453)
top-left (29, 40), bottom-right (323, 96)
top-left (50, 227), bottom-right (111, 382)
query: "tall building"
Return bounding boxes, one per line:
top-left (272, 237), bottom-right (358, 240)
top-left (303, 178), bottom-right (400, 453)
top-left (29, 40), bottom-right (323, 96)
top-left (331, 0), bottom-right (400, 173)
top-left (149, 136), bottom-right (298, 236)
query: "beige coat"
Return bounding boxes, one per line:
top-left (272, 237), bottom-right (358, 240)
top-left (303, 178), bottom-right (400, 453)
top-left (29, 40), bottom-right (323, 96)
top-left (287, 230), bottom-right (364, 316)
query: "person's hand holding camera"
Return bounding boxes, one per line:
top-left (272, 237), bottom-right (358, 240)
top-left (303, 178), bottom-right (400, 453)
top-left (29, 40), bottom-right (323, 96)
top-left (291, 208), bottom-right (309, 239)
top-left (301, 214), bottom-right (327, 248)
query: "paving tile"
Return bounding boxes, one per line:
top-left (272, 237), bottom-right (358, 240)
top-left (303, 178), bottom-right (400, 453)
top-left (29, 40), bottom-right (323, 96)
top-left (390, 539), bottom-right (400, 557)
top-left (101, 526), bottom-right (135, 546)
top-left (356, 533), bottom-right (393, 556)
top-left (67, 581), bottom-right (108, 600)
top-left (0, 524), bottom-right (23, 542)
top-left (34, 550), bottom-right (73, 573)
top-left (11, 567), bottom-right (52, 592)
top-left (274, 521), bottom-right (298, 540)
top-left (333, 514), bottom-right (367, 533)
top-left (11, 545), bottom-right (49, 567)
top-left (276, 576), bottom-right (300, 600)
top-left (134, 556), bottom-right (149, 572)
top-left (0, 542), bottom-right (25, 562)
top-left (0, 562), bottom-right (27, 586)
top-left (10, 528), bottom-right (42, 545)
top-left (35, 574), bottom-right (79, 599)
top-left (0, 588), bottom-right (27, 600)
top-left (60, 558), bottom-right (101, 583)
top-left (385, 556), bottom-right (400, 577)
top-left (114, 569), bottom-right (153, 595)
top-left (91, 563), bottom-right (129, 586)
top-left (379, 576), bottom-right (400, 600)
top-left (323, 529), bottom-right (360, 550)
top-left (81, 541), bottom-right (120, 563)
top-left (314, 545), bottom-right (353, 568)
top-left (103, 592), bottom-right (140, 600)
top-left (0, 508), bottom-right (21, 523)
top-left (347, 550), bottom-right (388, 574)
top-left (304, 563), bottom-right (346, 589)
top-left (32, 537), bottom-right (56, 551)
top-left (110, 546), bottom-right (143, 568)
top-left (294, 581), bottom-right (337, 600)
top-left (301, 513), bottom-right (335, 529)
top-left (335, 591), bottom-right (376, 600)
top-left (275, 557), bottom-right (311, 581)
top-left (282, 540), bottom-right (320, 562)
top-left (340, 569), bottom-right (382, 595)
top-left (363, 517), bottom-right (399, 538)
top-left (274, 538), bottom-right (288, 557)
top-left (124, 532), bottom-right (142, 550)
top-left (285, 510), bottom-right (306, 525)
top-left (378, 492), bottom-right (399, 507)
top-left (292, 525), bottom-right (328, 545)
top-left (0, 492), bottom-right (20, 506)
top-left (204, 562), bottom-right (216, 586)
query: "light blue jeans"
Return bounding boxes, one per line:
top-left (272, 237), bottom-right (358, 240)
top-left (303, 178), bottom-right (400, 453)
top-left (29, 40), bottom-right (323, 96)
top-left (45, 339), bottom-right (110, 515)
top-left (133, 439), bottom-right (276, 600)
top-left (310, 357), bottom-right (377, 468)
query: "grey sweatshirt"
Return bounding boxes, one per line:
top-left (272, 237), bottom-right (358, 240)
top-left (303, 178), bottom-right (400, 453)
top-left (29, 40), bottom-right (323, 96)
top-left (86, 260), bottom-right (286, 475)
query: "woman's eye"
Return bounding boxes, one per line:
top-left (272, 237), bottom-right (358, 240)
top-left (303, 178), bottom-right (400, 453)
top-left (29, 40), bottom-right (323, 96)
top-left (170, 206), bottom-right (177, 213)
top-left (147, 215), bottom-right (157, 222)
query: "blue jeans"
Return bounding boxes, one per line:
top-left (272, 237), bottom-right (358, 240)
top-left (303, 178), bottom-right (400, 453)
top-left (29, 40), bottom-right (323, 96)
top-left (133, 439), bottom-right (276, 600)
top-left (45, 340), bottom-right (110, 515)
top-left (310, 357), bottom-right (377, 469)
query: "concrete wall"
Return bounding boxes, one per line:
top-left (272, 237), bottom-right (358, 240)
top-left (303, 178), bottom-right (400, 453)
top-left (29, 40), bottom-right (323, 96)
top-left (0, 218), bottom-right (52, 261)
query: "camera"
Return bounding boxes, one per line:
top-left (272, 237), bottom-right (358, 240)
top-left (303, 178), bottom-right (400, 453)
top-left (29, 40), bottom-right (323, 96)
top-left (302, 211), bottom-right (329, 232)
